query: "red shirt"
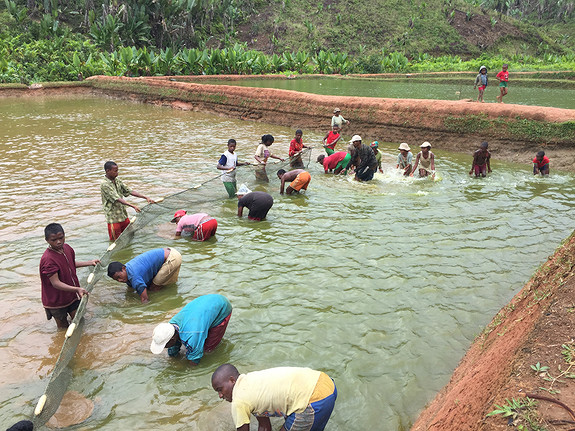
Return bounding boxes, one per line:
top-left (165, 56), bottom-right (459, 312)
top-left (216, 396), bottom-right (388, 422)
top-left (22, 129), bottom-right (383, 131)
top-left (496, 70), bottom-right (509, 82)
top-left (289, 138), bottom-right (304, 157)
top-left (325, 131), bottom-right (340, 149)
top-left (39, 244), bottom-right (80, 308)
top-left (533, 155), bottom-right (549, 168)
top-left (323, 151), bottom-right (347, 172)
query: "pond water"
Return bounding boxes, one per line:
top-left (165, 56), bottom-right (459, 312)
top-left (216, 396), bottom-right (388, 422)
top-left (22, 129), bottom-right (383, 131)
top-left (1, 95), bottom-right (575, 430)
top-left (199, 77), bottom-right (575, 109)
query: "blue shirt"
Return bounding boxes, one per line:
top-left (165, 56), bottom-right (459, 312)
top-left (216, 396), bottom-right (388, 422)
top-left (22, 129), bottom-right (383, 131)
top-left (168, 294), bottom-right (232, 363)
top-left (125, 248), bottom-right (165, 295)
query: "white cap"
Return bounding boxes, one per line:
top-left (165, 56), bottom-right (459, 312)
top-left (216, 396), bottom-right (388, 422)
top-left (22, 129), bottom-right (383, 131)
top-left (398, 142), bottom-right (411, 151)
top-left (236, 184), bottom-right (252, 195)
top-left (420, 141), bottom-right (431, 148)
top-left (349, 135), bottom-right (362, 142)
top-left (150, 323), bottom-right (175, 354)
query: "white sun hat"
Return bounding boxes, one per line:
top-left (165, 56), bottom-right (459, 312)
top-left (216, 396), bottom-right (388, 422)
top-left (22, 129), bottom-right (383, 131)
top-left (150, 323), bottom-right (175, 354)
top-left (398, 142), bottom-right (411, 151)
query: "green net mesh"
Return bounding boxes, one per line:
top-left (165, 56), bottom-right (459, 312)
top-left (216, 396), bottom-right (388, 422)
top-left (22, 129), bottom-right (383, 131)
top-left (30, 148), bottom-right (313, 428)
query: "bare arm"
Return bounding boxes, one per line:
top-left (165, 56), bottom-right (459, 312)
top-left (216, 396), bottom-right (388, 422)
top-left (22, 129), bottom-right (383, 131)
top-left (140, 288), bottom-right (149, 303)
top-left (117, 197), bottom-right (141, 213)
top-left (130, 191), bottom-right (155, 204)
top-left (256, 417), bottom-right (271, 431)
top-left (48, 273), bottom-right (88, 297)
top-left (430, 153), bottom-right (435, 171)
top-left (280, 177), bottom-right (286, 194)
top-left (254, 155), bottom-right (266, 164)
top-left (76, 260), bottom-right (100, 268)
top-left (411, 153), bottom-right (421, 176)
top-left (238, 206), bottom-right (244, 217)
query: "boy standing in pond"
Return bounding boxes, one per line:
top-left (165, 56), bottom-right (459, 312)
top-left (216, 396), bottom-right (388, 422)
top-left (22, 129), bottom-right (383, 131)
top-left (469, 141), bottom-right (492, 177)
top-left (40, 223), bottom-right (99, 329)
top-left (217, 139), bottom-right (250, 197)
top-left (474, 66), bottom-right (488, 103)
top-left (496, 64), bottom-right (509, 103)
top-left (533, 150), bottom-right (550, 176)
top-left (396, 143), bottom-right (413, 176)
top-left (100, 161), bottom-right (156, 241)
top-left (322, 124), bottom-right (341, 155)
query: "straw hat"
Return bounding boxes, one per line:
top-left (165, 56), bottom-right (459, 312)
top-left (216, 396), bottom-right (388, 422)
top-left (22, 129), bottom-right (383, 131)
top-left (420, 142), bottom-right (431, 148)
top-left (398, 143), bottom-right (411, 151)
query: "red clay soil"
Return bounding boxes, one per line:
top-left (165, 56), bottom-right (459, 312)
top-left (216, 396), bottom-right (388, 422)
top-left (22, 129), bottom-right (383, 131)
top-left (412, 233), bottom-right (575, 431)
top-left (85, 76), bottom-right (575, 171)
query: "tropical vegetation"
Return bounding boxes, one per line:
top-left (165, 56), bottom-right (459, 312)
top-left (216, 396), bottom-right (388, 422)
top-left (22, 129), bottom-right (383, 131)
top-left (0, 0), bottom-right (574, 83)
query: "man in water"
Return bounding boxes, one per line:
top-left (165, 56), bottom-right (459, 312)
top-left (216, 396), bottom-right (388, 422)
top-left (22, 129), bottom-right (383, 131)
top-left (150, 294), bottom-right (232, 365)
top-left (349, 135), bottom-right (377, 181)
top-left (236, 184), bottom-right (274, 221)
top-left (212, 364), bottom-right (337, 431)
top-left (277, 169), bottom-right (311, 195)
top-left (107, 247), bottom-right (181, 303)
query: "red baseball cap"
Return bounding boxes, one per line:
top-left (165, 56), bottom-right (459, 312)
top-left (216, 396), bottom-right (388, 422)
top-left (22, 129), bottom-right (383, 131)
top-left (171, 210), bottom-right (186, 223)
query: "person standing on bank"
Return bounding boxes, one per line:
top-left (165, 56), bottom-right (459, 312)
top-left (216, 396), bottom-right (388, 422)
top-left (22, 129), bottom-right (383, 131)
top-left (331, 108), bottom-right (350, 130)
top-left (100, 161), bottom-right (156, 241)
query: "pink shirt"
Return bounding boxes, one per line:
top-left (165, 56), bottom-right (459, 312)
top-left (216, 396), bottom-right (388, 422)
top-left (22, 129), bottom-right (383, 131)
top-left (176, 213), bottom-right (208, 234)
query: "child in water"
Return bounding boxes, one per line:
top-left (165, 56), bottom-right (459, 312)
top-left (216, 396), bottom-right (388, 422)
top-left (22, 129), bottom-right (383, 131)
top-left (533, 150), bottom-right (550, 176)
top-left (396, 142), bottom-right (413, 176)
top-left (474, 66), bottom-right (488, 103)
top-left (469, 141), bottom-right (492, 177)
top-left (322, 124), bottom-right (341, 155)
top-left (411, 141), bottom-right (435, 177)
top-left (288, 129), bottom-right (310, 169)
top-left (496, 64), bottom-right (509, 103)
top-left (254, 134), bottom-right (284, 182)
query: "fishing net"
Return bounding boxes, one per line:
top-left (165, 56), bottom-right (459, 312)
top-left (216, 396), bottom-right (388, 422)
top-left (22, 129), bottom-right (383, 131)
top-left (30, 148), bottom-right (313, 428)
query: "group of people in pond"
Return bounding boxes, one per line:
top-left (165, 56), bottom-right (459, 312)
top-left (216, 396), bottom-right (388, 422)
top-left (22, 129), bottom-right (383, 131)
top-left (32, 106), bottom-right (552, 431)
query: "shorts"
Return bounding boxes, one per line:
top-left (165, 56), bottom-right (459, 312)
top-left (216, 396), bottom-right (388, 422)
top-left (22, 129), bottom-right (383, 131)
top-left (534, 163), bottom-right (549, 174)
top-left (107, 218), bottom-right (130, 241)
top-left (289, 172), bottom-right (311, 191)
top-left (192, 217), bottom-right (217, 241)
top-left (204, 312), bottom-right (231, 352)
top-left (473, 164), bottom-right (487, 176)
top-left (499, 81), bottom-right (508, 88)
top-left (284, 379), bottom-right (337, 431)
top-left (45, 299), bottom-right (80, 321)
top-left (478, 85), bottom-right (486, 91)
top-left (335, 154), bottom-right (351, 171)
top-left (152, 248), bottom-right (182, 286)
top-left (223, 181), bottom-right (237, 198)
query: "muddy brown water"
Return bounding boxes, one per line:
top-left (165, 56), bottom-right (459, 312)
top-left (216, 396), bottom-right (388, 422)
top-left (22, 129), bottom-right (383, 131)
top-left (1, 95), bottom-right (575, 430)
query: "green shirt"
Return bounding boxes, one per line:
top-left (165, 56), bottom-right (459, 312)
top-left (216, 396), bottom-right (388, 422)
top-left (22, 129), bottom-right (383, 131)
top-left (100, 177), bottom-right (132, 223)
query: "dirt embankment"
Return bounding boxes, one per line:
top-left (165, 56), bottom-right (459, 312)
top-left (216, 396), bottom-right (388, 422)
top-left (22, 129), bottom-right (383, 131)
top-left (3, 76), bottom-right (575, 170)
top-left (412, 233), bottom-right (575, 431)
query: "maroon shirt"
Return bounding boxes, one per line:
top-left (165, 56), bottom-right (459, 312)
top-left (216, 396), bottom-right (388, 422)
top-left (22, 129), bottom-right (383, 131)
top-left (40, 244), bottom-right (79, 308)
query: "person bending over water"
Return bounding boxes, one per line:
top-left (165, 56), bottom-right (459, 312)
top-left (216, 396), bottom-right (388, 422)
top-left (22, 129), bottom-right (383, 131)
top-left (150, 294), bottom-right (232, 365)
top-left (277, 169), bottom-right (312, 195)
top-left (236, 184), bottom-right (274, 221)
top-left (108, 247), bottom-right (181, 303)
top-left (533, 150), bottom-right (550, 176)
top-left (396, 143), bottom-right (413, 176)
top-left (212, 364), bottom-right (337, 431)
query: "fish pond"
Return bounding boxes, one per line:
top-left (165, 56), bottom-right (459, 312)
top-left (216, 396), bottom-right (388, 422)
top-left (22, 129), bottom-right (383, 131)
top-left (1, 95), bottom-right (575, 430)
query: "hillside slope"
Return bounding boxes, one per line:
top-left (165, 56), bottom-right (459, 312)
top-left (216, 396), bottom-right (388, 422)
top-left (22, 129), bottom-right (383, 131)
top-left (237, 0), bottom-right (575, 58)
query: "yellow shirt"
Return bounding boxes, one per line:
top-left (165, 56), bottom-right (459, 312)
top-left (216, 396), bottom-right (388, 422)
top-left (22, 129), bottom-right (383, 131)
top-left (231, 367), bottom-right (321, 428)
